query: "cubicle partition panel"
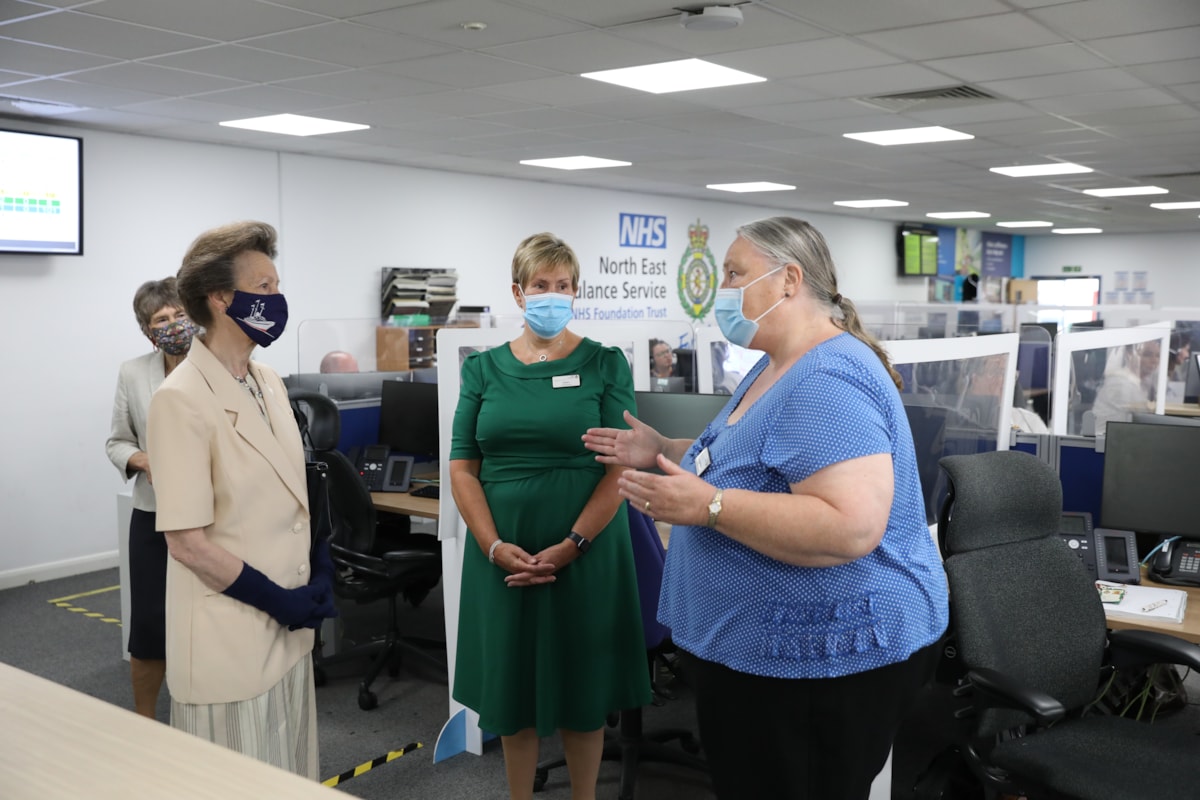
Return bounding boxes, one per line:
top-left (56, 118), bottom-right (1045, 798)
top-left (572, 319), bottom-right (695, 393)
top-left (1057, 437), bottom-right (1106, 524)
top-left (884, 334), bottom-right (1019, 524)
top-left (1049, 322), bottom-right (1170, 437)
top-left (296, 317), bottom-right (381, 373)
top-left (693, 325), bottom-right (759, 395)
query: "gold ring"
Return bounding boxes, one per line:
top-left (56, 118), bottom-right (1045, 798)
top-left (644, 500), bottom-right (652, 512)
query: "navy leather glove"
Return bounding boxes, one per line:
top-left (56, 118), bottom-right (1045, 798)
top-left (290, 539), bottom-right (340, 631)
top-left (222, 562), bottom-right (325, 629)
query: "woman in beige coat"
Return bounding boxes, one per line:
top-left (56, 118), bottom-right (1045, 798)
top-left (147, 221), bottom-right (335, 778)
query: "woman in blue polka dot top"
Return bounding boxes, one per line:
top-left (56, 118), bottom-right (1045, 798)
top-left (583, 216), bottom-right (950, 800)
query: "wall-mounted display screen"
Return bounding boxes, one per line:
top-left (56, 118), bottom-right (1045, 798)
top-left (896, 223), bottom-right (938, 277)
top-left (0, 128), bottom-right (83, 255)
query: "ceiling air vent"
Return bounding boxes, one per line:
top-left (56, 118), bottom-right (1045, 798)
top-left (854, 85), bottom-right (998, 113)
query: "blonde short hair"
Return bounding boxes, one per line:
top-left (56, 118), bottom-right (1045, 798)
top-left (511, 232), bottom-right (579, 291)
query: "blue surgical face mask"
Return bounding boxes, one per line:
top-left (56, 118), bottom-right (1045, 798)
top-left (713, 266), bottom-right (785, 348)
top-left (518, 286), bottom-right (574, 339)
top-left (225, 290), bottom-right (288, 347)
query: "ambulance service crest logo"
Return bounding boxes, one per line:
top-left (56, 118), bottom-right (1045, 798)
top-left (677, 219), bottom-right (718, 321)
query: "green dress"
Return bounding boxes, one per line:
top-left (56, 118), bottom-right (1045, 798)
top-left (451, 337), bottom-right (652, 737)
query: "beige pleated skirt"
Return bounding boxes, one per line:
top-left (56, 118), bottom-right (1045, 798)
top-left (170, 656), bottom-right (319, 780)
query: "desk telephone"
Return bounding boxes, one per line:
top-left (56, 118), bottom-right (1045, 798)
top-left (1150, 538), bottom-right (1200, 587)
top-left (355, 445), bottom-right (414, 493)
top-left (1057, 512), bottom-right (1140, 584)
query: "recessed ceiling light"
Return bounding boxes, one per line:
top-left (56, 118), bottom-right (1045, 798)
top-left (1082, 186), bottom-right (1168, 197)
top-left (996, 220), bottom-right (1054, 228)
top-left (833, 199), bottom-right (909, 208)
top-left (1150, 201), bottom-right (1200, 209)
top-left (842, 126), bottom-right (973, 146)
top-left (989, 162), bottom-right (1093, 177)
top-left (926, 211), bottom-right (990, 219)
top-left (1051, 227), bottom-right (1103, 235)
top-left (706, 182), bottom-right (795, 193)
top-left (518, 156), bottom-right (631, 170)
top-left (581, 58), bottom-right (765, 94)
top-left (219, 113), bottom-right (368, 136)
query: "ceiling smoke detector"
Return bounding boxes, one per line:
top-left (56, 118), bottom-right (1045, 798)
top-left (680, 6), bottom-right (743, 31)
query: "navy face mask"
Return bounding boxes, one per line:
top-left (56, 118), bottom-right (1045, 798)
top-left (225, 290), bottom-right (288, 347)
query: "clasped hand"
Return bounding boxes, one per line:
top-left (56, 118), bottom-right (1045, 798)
top-left (494, 539), bottom-right (578, 587)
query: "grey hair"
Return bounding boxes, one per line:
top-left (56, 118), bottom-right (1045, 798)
top-left (736, 216), bottom-right (902, 390)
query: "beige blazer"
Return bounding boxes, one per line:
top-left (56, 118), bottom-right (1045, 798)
top-left (105, 351), bottom-right (166, 512)
top-left (147, 337), bottom-right (313, 705)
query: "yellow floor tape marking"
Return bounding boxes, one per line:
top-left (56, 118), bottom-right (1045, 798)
top-left (322, 742), bottom-right (422, 788)
top-left (48, 585), bottom-right (120, 604)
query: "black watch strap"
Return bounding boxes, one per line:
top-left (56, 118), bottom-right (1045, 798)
top-left (566, 531), bottom-right (591, 554)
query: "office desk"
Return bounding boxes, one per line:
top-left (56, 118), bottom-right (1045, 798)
top-left (1164, 403), bottom-right (1200, 418)
top-left (371, 490), bottom-right (439, 520)
top-left (0, 663), bottom-right (341, 800)
top-left (1103, 568), bottom-right (1200, 644)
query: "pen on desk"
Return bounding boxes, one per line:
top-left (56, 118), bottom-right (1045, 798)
top-left (1141, 599), bottom-right (1168, 612)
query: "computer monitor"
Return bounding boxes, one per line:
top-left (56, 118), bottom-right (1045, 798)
top-left (1129, 411), bottom-right (1200, 428)
top-left (650, 376), bottom-right (686, 393)
top-left (634, 391), bottom-right (729, 443)
top-left (673, 348), bottom-right (696, 393)
top-left (1100, 421), bottom-right (1200, 552)
top-left (378, 380), bottom-right (439, 458)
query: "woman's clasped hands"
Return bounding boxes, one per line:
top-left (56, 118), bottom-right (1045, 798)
top-left (495, 538), bottom-right (580, 588)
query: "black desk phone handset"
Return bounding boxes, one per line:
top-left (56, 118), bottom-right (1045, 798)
top-left (1150, 538), bottom-right (1200, 587)
top-left (356, 445), bottom-right (414, 493)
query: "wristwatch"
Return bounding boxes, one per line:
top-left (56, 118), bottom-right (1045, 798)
top-left (566, 531), bottom-right (591, 554)
top-left (707, 488), bottom-right (724, 528)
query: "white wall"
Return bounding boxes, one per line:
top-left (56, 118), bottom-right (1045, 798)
top-left (0, 124), bottom-right (927, 584)
top-left (1024, 231), bottom-right (1200, 306)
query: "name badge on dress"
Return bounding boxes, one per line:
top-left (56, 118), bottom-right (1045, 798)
top-left (695, 447), bottom-right (711, 476)
top-left (552, 374), bottom-right (581, 389)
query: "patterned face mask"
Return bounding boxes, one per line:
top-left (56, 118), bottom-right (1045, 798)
top-left (150, 318), bottom-right (199, 355)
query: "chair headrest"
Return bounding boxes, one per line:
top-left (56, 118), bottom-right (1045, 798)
top-left (288, 389), bottom-right (340, 451)
top-left (938, 450), bottom-right (1062, 553)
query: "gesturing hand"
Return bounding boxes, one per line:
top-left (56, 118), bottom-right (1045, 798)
top-left (492, 541), bottom-right (557, 588)
top-left (582, 409), bottom-right (663, 469)
top-left (618, 454), bottom-right (713, 528)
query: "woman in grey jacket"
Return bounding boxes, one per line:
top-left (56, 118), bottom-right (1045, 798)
top-left (105, 277), bottom-right (197, 718)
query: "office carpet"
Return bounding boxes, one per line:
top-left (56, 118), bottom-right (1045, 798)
top-left (0, 567), bottom-right (715, 800)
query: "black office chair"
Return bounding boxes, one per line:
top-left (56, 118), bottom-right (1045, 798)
top-left (934, 449), bottom-right (1200, 799)
top-left (534, 503), bottom-right (707, 798)
top-left (288, 389), bottom-right (443, 711)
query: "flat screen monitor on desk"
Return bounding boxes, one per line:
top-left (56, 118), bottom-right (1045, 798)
top-left (379, 380), bottom-right (439, 459)
top-left (1101, 421), bottom-right (1200, 556)
top-left (651, 376), bottom-right (686, 393)
top-left (634, 391), bottom-right (729, 443)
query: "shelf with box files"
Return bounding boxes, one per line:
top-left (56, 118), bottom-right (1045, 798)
top-left (381, 267), bottom-right (459, 325)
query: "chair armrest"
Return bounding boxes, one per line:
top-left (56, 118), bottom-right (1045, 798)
top-left (965, 667), bottom-right (1067, 726)
top-left (1107, 629), bottom-right (1200, 672)
top-left (380, 549), bottom-right (441, 566)
top-left (330, 542), bottom-right (393, 581)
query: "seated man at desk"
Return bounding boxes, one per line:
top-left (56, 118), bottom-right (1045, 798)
top-left (1091, 341), bottom-right (1159, 434)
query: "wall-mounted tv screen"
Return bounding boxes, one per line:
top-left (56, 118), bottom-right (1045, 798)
top-left (0, 128), bottom-right (83, 255)
top-left (896, 223), bottom-right (938, 277)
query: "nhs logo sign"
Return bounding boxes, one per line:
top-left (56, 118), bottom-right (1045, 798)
top-left (619, 213), bottom-right (667, 248)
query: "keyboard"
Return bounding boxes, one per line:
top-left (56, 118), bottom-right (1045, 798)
top-left (410, 484), bottom-right (440, 499)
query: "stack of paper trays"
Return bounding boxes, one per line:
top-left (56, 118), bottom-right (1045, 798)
top-left (1097, 581), bottom-right (1188, 623)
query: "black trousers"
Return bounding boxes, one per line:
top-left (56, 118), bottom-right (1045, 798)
top-left (681, 640), bottom-right (941, 800)
top-left (127, 508), bottom-right (168, 660)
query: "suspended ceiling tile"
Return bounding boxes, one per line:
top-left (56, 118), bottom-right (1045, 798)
top-left (0, 38), bottom-right (118, 76)
top-left (80, 0), bottom-right (327, 40)
top-left (1, 11), bottom-right (213, 59)
top-left (859, 13), bottom-right (1066, 61)
top-left (482, 29), bottom-right (686, 74)
top-left (4, 77), bottom-right (167, 107)
top-left (713, 37), bottom-right (902, 79)
top-left (1086, 26), bottom-right (1200, 66)
top-left (1029, 0), bottom-right (1200, 40)
top-left (787, 63), bottom-right (956, 99)
top-left (373, 51), bottom-right (560, 88)
top-left (761, 0), bottom-right (1012, 35)
top-left (67, 63), bottom-right (250, 96)
top-left (391, 89), bottom-right (541, 116)
top-left (353, 0), bottom-right (586, 48)
top-left (191, 84), bottom-right (355, 113)
top-left (272, 69), bottom-right (452, 102)
top-left (616, 6), bottom-right (829, 55)
top-left (144, 44), bottom-right (345, 83)
top-left (979, 68), bottom-right (1151, 101)
top-left (244, 22), bottom-right (452, 67)
top-left (1028, 87), bottom-right (1181, 115)
top-left (1127, 58), bottom-right (1200, 86)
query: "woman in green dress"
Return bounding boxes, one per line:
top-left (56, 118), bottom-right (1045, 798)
top-left (449, 232), bottom-right (652, 800)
